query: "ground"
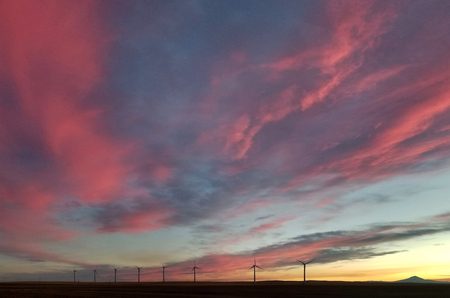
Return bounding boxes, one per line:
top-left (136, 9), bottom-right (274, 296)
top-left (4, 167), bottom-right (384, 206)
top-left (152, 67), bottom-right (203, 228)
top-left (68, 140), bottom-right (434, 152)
top-left (0, 281), bottom-right (449, 297)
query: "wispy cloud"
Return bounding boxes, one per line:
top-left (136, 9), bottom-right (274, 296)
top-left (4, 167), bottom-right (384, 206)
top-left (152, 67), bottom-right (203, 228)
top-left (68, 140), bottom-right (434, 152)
top-left (250, 216), bottom-right (296, 233)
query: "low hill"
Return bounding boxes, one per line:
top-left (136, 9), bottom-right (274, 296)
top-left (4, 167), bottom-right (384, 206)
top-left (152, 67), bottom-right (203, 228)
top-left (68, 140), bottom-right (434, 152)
top-left (394, 276), bottom-right (447, 284)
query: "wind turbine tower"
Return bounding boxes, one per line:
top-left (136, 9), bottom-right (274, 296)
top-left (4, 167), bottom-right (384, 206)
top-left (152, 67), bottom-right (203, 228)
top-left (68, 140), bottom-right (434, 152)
top-left (161, 263), bottom-right (167, 282)
top-left (296, 259), bottom-right (314, 284)
top-left (73, 269), bottom-right (77, 283)
top-left (136, 266), bottom-right (143, 282)
top-left (114, 267), bottom-right (119, 282)
top-left (93, 268), bottom-right (98, 282)
top-left (249, 258), bottom-right (262, 283)
top-left (191, 261), bottom-right (200, 282)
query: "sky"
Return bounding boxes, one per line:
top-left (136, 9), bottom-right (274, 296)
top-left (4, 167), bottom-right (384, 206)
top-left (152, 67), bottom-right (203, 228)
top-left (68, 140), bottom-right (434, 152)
top-left (1, 0), bottom-right (450, 283)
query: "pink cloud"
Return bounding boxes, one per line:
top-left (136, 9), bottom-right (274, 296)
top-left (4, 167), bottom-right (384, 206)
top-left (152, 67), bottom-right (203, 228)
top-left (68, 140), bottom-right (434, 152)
top-left (220, 200), bottom-right (275, 219)
top-left (250, 216), bottom-right (296, 233)
top-left (315, 196), bottom-right (339, 209)
top-left (223, 215), bottom-right (297, 246)
top-left (0, 240), bottom-right (91, 267)
top-left (222, 114), bottom-right (254, 159)
top-left (434, 213), bottom-right (450, 221)
top-left (332, 85), bottom-right (450, 180)
top-left (0, 185), bottom-right (74, 240)
top-left (0, 0), bottom-right (134, 203)
top-left (300, 1), bottom-right (396, 110)
top-left (353, 66), bottom-right (408, 94)
top-left (0, 0), bottom-right (156, 263)
top-left (204, 1), bottom-right (400, 160)
top-left (0, 184), bottom-right (84, 265)
top-left (210, 50), bottom-right (249, 86)
top-left (282, 58), bottom-right (450, 191)
top-left (96, 201), bottom-right (174, 233)
top-left (152, 165), bottom-right (173, 183)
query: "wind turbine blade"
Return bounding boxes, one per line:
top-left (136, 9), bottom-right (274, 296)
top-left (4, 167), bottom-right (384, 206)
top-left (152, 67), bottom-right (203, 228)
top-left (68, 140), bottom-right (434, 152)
top-left (306, 259), bottom-right (315, 264)
top-left (197, 267), bottom-right (200, 270)
top-left (249, 266), bottom-right (254, 270)
top-left (256, 266), bottom-right (262, 269)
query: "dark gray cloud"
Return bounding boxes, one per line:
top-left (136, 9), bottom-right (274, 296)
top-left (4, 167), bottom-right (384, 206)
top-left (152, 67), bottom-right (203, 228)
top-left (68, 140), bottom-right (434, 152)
top-left (314, 248), bottom-right (405, 264)
top-left (273, 247), bottom-right (404, 267)
top-left (254, 215), bottom-right (450, 258)
top-left (346, 228), bottom-right (447, 246)
top-left (195, 224), bottom-right (227, 233)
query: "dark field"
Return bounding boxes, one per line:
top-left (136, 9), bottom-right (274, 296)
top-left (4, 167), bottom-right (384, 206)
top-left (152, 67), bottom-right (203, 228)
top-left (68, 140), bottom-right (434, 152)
top-left (1, 282), bottom-right (449, 298)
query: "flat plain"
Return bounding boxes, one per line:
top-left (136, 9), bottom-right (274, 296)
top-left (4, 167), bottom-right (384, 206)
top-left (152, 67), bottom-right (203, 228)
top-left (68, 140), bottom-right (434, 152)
top-left (1, 281), bottom-right (449, 298)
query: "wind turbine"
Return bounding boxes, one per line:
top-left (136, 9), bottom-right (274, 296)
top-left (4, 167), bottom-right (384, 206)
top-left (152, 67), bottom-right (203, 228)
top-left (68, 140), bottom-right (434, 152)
top-left (296, 259), bottom-right (314, 284)
top-left (73, 269), bottom-right (77, 283)
top-left (161, 263), bottom-right (167, 282)
top-left (93, 268), bottom-right (98, 282)
top-left (136, 266), bottom-right (143, 282)
top-left (191, 261), bottom-right (200, 282)
top-left (114, 267), bottom-right (119, 282)
top-left (249, 258), bottom-right (262, 283)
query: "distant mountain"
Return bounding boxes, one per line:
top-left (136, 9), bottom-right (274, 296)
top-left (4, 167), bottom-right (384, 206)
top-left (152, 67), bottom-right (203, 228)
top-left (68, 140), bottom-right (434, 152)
top-left (394, 276), bottom-right (448, 284)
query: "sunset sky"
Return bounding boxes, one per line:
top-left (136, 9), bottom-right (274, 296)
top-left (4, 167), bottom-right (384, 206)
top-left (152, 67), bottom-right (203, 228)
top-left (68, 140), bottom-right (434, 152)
top-left (1, 0), bottom-right (450, 283)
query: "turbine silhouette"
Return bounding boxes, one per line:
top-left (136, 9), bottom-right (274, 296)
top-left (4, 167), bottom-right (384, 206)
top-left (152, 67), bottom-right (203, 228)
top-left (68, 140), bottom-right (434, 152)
top-left (249, 258), bottom-right (262, 283)
top-left (296, 259), bottom-right (314, 284)
top-left (93, 268), bottom-right (98, 283)
top-left (136, 266), bottom-right (143, 282)
top-left (114, 267), bottom-right (119, 282)
top-left (161, 263), bottom-right (167, 282)
top-left (191, 261), bottom-right (200, 282)
top-left (73, 269), bottom-right (77, 283)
